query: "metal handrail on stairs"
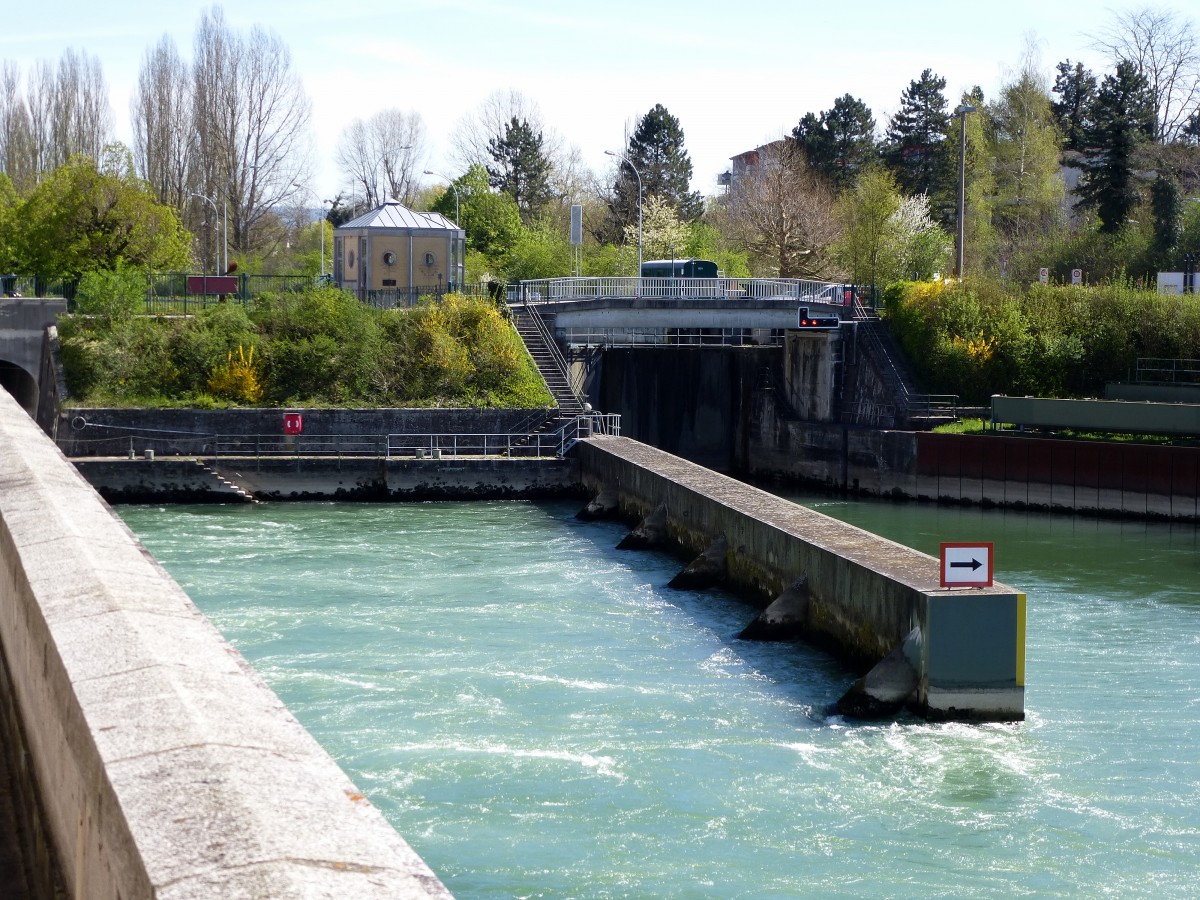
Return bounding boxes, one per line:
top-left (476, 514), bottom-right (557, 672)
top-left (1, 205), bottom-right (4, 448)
top-left (513, 298), bottom-right (586, 404)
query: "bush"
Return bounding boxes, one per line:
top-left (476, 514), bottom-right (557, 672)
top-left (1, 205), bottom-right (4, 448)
top-left (884, 278), bottom-right (1200, 404)
top-left (57, 286), bottom-right (553, 409)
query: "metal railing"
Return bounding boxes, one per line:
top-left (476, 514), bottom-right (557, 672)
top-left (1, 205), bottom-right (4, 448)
top-left (386, 413), bottom-right (621, 459)
top-left (514, 300), bottom-right (587, 401)
top-left (66, 415), bottom-right (621, 462)
top-left (517, 277), bottom-right (847, 303)
top-left (854, 319), bottom-right (959, 423)
top-left (560, 326), bottom-right (785, 348)
top-left (1135, 358), bottom-right (1200, 386)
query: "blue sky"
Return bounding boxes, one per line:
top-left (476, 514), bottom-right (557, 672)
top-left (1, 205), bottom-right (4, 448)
top-left (2, 1), bottom-right (1131, 199)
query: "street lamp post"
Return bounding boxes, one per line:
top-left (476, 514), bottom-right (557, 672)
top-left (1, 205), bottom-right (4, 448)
top-left (955, 104), bottom-right (977, 279)
top-left (605, 150), bottom-right (643, 287)
top-left (422, 170), bottom-right (459, 224)
top-left (189, 192), bottom-right (221, 273)
top-left (293, 183), bottom-right (330, 277)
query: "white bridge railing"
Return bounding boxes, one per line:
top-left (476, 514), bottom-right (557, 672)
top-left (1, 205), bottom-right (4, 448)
top-left (517, 277), bottom-right (848, 304)
top-left (386, 414), bottom-right (621, 459)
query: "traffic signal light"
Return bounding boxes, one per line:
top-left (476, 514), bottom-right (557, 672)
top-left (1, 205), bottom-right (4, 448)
top-left (796, 307), bottom-right (840, 330)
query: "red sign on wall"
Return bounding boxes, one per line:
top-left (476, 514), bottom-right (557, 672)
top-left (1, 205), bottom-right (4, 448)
top-left (283, 413), bottom-right (303, 435)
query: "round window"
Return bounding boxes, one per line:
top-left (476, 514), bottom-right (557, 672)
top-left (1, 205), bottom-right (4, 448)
top-left (424, 251), bottom-right (437, 267)
top-left (347, 249), bottom-right (356, 268)
top-left (382, 251), bottom-right (397, 266)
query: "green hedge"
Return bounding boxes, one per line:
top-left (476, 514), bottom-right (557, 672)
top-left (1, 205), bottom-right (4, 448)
top-left (58, 286), bottom-right (554, 409)
top-left (883, 279), bottom-right (1200, 405)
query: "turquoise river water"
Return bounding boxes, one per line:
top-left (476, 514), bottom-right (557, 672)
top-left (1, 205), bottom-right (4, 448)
top-left (118, 496), bottom-right (1200, 898)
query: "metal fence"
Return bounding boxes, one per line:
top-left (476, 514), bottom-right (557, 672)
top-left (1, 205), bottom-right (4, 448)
top-left (68, 413), bottom-right (621, 462)
top-left (1136, 358), bottom-right (1200, 386)
top-left (516, 277), bottom-right (851, 304)
top-left (560, 326), bottom-right (785, 348)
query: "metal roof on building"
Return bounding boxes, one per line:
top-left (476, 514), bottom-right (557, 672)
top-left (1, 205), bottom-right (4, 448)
top-left (339, 199), bottom-right (459, 232)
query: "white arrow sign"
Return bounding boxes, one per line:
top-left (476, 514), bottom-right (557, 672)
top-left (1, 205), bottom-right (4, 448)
top-left (940, 543), bottom-right (994, 588)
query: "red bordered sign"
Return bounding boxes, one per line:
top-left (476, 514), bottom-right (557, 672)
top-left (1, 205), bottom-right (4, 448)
top-left (940, 542), bottom-right (994, 588)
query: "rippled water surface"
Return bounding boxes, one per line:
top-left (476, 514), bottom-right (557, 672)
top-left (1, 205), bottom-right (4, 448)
top-left (119, 498), bottom-right (1200, 898)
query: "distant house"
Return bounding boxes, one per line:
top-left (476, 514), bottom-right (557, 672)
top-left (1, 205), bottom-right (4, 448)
top-left (719, 140), bottom-right (791, 193)
top-left (333, 199), bottom-right (465, 303)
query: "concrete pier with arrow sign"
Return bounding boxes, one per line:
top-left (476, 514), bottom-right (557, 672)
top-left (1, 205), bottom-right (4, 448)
top-left (577, 436), bottom-right (1025, 722)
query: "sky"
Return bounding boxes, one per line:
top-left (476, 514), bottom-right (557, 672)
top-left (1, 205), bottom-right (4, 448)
top-left (1, 0), bottom-right (1137, 203)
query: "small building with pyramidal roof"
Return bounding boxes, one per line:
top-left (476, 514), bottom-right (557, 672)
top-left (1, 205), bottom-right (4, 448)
top-left (333, 199), bottom-right (465, 305)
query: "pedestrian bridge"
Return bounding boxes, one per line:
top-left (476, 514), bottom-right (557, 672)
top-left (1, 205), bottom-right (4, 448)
top-left (514, 277), bottom-right (861, 347)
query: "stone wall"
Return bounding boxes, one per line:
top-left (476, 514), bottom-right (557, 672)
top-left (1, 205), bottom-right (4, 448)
top-left (0, 389), bottom-right (452, 899)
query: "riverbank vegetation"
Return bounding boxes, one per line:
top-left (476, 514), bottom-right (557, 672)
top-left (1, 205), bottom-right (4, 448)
top-left (884, 279), bottom-right (1200, 405)
top-left (58, 279), bottom-right (553, 409)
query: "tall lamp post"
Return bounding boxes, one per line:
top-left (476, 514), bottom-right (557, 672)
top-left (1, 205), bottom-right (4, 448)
top-left (605, 150), bottom-right (643, 285)
top-left (422, 170), bottom-right (459, 224)
top-left (955, 104), bottom-right (977, 279)
top-left (189, 191), bottom-right (224, 273)
top-left (294, 182), bottom-right (331, 278)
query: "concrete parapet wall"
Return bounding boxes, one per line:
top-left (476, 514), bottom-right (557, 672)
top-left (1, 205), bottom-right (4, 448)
top-left (0, 390), bottom-right (451, 899)
top-left (577, 436), bottom-right (1024, 721)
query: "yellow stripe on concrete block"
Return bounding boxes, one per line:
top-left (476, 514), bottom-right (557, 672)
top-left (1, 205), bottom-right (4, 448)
top-left (1016, 592), bottom-right (1026, 687)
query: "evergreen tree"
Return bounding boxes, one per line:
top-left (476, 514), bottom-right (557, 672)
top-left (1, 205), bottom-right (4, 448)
top-left (884, 69), bottom-right (951, 196)
top-left (791, 94), bottom-right (877, 189)
top-left (486, 116), bottom-right (553, 226)
top-left (612, 103), bottom-right (703, 235)
top-left (1051, 60), bottom-right (1097, 153)
top-left (1150, 173), bottom-right (1181, 264)
top-left (1077, 61), bottom-right (1157, 233)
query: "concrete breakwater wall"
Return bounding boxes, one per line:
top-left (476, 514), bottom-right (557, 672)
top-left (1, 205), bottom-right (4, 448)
top-left (0, 391), bottom-right (451, 898)
top-left (577, 435), bottom-right (1025, 722)
top-left (75, 456), bottom-right (581, 503)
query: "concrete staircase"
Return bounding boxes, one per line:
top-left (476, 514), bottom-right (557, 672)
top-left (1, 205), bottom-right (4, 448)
top-left (508, 303), bottom-right (590, 453)
top-left (195, 460), bottom-right (260, 503)
top-left (852, 319), bottom-right (958, 429)
top-left (511, 305), bottom-right (585, 415)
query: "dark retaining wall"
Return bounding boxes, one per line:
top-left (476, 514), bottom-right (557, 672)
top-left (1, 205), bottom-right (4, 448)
top-left (748, 401), bottom-right (1200, 521)
top-left (58, 407), bottom-right (548, 456)
top-left (74, 457), bottom-right (583, 504)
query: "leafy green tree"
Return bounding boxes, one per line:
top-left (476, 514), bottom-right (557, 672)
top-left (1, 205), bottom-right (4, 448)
top-left (503, 222), bottom-right (571, 281)
top-left (628, 195), bottom-right (691, 262)
top-left (0, 172), bottom-right (17, 270)
top-left (834, 168), bottom-right (902, 292)
top-left (989, 72), bottom-right (1064, 245)
top-left (1051, 60), bottom-right (1097, 153)
top-left (792, 94), bottom-right (877, 189)
top-left (1077, 61), bottom-right (1157, 233)
top-left (13, 148), bottom-right (190, 275)
top-left (885, 69), bottom-right (951, 196)
top-left (431, 164), bottom-right (521, 263)
top-left (73, 261), bottom-right (146, 324)
top-left (486, 116), bottom-right (554, 225)
top-left (612, 103), bottom-right (703, 235)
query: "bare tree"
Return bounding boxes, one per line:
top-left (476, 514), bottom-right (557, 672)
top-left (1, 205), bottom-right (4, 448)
top-left (449, 89), bottom-right (551, 171)
top-left (131, 35), bottom-right (194, 211)
top-left (724, 141), bottom-right (840, 278)
top-left (192, 6), bottom-right (313, 256)
top-left (1094, 6), bottom-right (1200, 142)
top-left (335, 108), bottom-right (427, 208)
top-left (50, 48), bottom-right (110, 166)
top-left (0, 62), bottom-right (36, 191)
